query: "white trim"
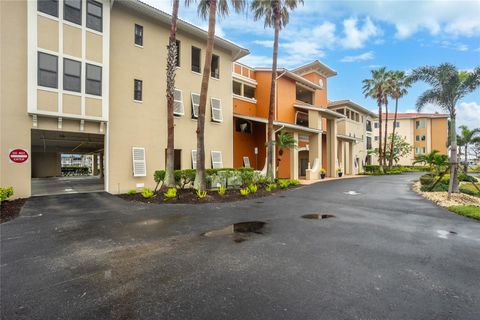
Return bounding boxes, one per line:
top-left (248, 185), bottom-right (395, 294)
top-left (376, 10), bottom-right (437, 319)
top-left (58, 0), bottom-right (64, 114)
top-left (134, 44), bottom-right (144, 49)
top-left (210, 97), bottom-right (223, 122)
top-left (211, 150), bottom-right (223, 169)
top-left (173, 88), bottom-right (184, 116)
top-left (191, 149), bottom-right (197, 169)
top-left (191, 92), bottom-right (200, 118)
top-left (232, 73), bottom-right (257, 86)
top-left (232, 93), bottom-right (257, 104)
top-left (29, 110), bottom-right (105, 122)
top-left (37, 11), bottom-right (60, 22)
top-left (105, 121), bottom-right (109, 192)
top-left (132, 147), bottom-right (147, 177)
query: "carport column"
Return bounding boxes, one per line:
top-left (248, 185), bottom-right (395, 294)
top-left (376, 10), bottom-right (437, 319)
top-left (290, 132), bottom-right (299, 180)
top-left (348, 142), bottom-right (354, 175)
top-left (338, 140), bottom-right (344, 174)
top-left (92, 154), bottom-right (99, 176)
top-left (327, 119), bottom-right (337, 177)
top-left (308, 111), bottom-right (322, 170)
top-left (99, 153), bottom-right (104, 178)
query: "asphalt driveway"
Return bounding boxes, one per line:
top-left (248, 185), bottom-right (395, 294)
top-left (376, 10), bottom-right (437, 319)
top-left (1, 173), bottom-right (479, 319)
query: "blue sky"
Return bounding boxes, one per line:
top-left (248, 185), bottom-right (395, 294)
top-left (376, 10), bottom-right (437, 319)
top-left (144, 0), bottom-right (480, 129)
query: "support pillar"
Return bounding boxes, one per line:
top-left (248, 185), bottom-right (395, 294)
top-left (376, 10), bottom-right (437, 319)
top-left (92, 154), bottom-right (99, 176)
top-left (326, 119), bottom-right (337, 177)
top-left (290, 132), bottom-right (299, 180)
top-left (349, 142), bottom-right (354, 175)
top-left (99, 153), bottom-right (104, 178)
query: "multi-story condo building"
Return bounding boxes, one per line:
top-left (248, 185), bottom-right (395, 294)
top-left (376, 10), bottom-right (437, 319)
top-left (327, 100), bottom-right (377, 173)
top-left (232, 61), bottom-right (345, 180)
top-left (371, 113), bottom-right (449, 165)
top-left (1, 0), bottom-right (248, 198)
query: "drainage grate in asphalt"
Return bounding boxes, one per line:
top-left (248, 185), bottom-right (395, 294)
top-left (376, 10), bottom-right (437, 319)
top-left (202, 221), bottom-right (267, 242)
top-left (302, 214), bottom-right (335, 220)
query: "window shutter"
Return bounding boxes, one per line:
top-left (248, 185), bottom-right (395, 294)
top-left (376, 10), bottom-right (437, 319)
top-left (191, 93), bottom-right (200, 118)
top-left (132, 147), bottom-right (146, 177)
top-left (173, 89), bottom-right (184, 115)
top-left (191, 150), bottom-right (197, 169)
top-left (211, 98), bottom-right (222, 122)
top-left (211, 151), bottom-right (223, 169)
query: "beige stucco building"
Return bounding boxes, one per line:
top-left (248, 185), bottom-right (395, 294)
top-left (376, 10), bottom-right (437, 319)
top-left (371, 113), bottom-right (449, 165)
top-left (1, 0), bottom-right (248, 198)
top-left (327, 100), bottom-right (377, 173)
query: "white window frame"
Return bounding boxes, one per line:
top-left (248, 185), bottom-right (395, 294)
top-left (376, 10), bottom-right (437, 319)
top-left (211, 151), bottom-right (223, 169)
top-left (243, 156), bottom-right (250, 168)
top-left (191, 150), bottom-right (197, 169)
top-left (210, 97), bottom-right (223, 122)
top-left (191, 93), bottom-right (199, 118)
top-left (173, 88), bottom-right (184, 116)
top-left (132, 147), bottom-right (146, 177)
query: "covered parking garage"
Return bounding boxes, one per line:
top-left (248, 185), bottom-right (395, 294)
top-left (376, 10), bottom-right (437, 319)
top-left (31, 129), bottom-right (105, 196)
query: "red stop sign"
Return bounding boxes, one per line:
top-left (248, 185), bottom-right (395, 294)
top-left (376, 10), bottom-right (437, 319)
top-left (9, 149), bottom-right (29, 163)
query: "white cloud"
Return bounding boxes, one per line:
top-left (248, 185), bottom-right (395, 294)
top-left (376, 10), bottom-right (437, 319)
top-left (341, 17), bottom-right (381, 49)
top-left (457, 101), bottom-right (480, 130)
top-left (341, 51), bottom-right (374, 63)
top-left (252, 40), bottom-right (274, 48)
top-left (238, 55), bottom-right (272, 68)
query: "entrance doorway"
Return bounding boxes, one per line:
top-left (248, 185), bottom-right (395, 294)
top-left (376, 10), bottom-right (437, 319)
top-left (298, 150), bottom-right (309, 177)
top-left (30, 129), bottom-right (105, 196)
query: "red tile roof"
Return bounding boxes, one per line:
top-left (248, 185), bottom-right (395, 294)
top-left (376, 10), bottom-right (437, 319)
top-left (381, 113), bottom-right (449, 119)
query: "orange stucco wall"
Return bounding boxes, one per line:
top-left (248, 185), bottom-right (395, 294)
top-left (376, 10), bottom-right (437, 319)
top-left (233, 122), bottom-right (266, 170)
top-left (254, 71), bottom-right (273, 119)
top-left (233, 98), bottom-right (256, 117)
top-left (431, 118), bottom-right (448, 154)
top-left (301, 72), bottom-right (328, 107)
top-left (277, 145), bottom-right (291, 179)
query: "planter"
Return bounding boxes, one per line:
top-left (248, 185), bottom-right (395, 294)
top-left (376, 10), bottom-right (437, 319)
top-left (338, 172), bottom-right (343, 177)
top-left (320, 173), bottom-right (326, 179)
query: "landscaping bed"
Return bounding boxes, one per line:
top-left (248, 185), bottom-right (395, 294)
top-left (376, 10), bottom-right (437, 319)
top-left (118, 184), bottom-right (300, 204)
top-left (0, 198), bottom-right (27, 223)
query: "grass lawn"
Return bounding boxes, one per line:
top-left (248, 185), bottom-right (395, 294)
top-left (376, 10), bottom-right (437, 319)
top-left (448, 205), bottom-right (480, 221)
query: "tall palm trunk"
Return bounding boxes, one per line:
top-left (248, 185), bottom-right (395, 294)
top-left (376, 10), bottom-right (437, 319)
top-left (165, 0), bottom-right (180, 188)
top-left (194, 0), bottom-right (216, 191)
top-left (448, 112), bottom-right (459, 199)
top-left (464, 144), bottom-right (468, 173)
top-left (388, 97), bottom-right (399, 169)
top-left (383, 98), bottom-right (388, 166)
top-left (266, 10), bottom-right (280, 181)
top-left (377, 100), bottom-right (383, 172)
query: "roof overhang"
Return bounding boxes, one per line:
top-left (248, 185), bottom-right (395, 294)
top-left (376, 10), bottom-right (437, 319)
top-left (116, 0), bottom-right (249, 61)
top-left (233, 114), bottom-right (322, 134)
top-left (337, 134), bottom-right (361, 142)
top-left (328, 100), bottom-right (377, 118)
top-left (291, 60), bottom-right (337, 78)
top-left (254, 68), bottom-right (322, 90)
top-left (294, 103), bottom-right (345, 119)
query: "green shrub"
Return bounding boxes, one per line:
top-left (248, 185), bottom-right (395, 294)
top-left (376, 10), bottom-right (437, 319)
top-left (458, 173), bottom-right (478, 183)
top-left (240, 170), bottom-right (254, 186)
top-left (0, 187), bottom-right (14, 202)
top-left (459, 183), bottom-right (480, 197)
top-left (247, 184), bottom-right (258, 193)
top-left (127, 189), bottom-right (137, 195)
top-left (287, 179), bottom-right (299, 186)
top-left (420, 174), bottom-right (434, 186)
top-left (164, 187), bottom-right (177, 199)
top-left (265, 183), bottom-right (277, 192)
top-left (278, 179), bottom-right (290, 189)
top-left (420, 183), bottom-right (449, 192)
top-left (196, 190), bottom-right (207, 199)
top-left (141, 188), bottom-right (154, 199)
top-left (217, 186), bottom-right (226, 196)
top-left (175, 169), bottom-right (196, 189)
top-left (239, 188), bottom-right (250, 196)
top-left (252, 171), bottom-right (266, 185)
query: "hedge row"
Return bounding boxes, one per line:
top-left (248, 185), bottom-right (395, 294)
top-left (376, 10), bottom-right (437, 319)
top-left (364, 165), bottom-right (432, 173)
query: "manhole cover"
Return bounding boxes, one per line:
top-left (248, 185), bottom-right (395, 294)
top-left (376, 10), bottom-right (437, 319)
top-left (302, 214), bottom-right (335, 220)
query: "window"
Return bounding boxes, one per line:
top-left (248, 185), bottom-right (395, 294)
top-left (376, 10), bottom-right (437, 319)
top-left (38, 52), bottom-right (58, 88)
top-left (191, 93), bottom-right (200, 118)
top-left (366, 120), bottom-right (372, 132)
top-left (244, 85), bottom-right (255, 99)
top-left (64, 0), bottom-right (81, 25)
top-left (374, 122), bottom-right (379, 129)
top-left (415, 120), bottom-right (420, 129)
top-left (233, 81), bottom-right (242, 95)
top-left (395, 121), bottom-right (400, 128)
top-left (132, 147), bottom-right (146, 177)
top-left (295, 111), bottom-right (309, 127)
top-left (134, 79), bottom-right (142, 101)
top-left (211, 98), bottom-right (222, 122)
top-left (211, 151), bottom-right (223, 169)
top-left (422, 147), bottom-right (426, 153)
top-left (374, 136), bottom-right (379, 141)
top-left (421, 135), bottom-right (426, 141)
top-left (296, 85), bottom-right (313, 105)
top-left (86, 0), bottom-right (102, 32)
top-left (235, 119), bottom-right (252, 133)
top-left (366, 137), bottom-right (372, 150)
top-left (86, 64), bottom-right (101, 96)
top-left (191, 150), bottom-right (197, 169)
top-left (134, 24), bottom-right (143, 46)
top-left (38, 0), bottom-right (58, 17)
top-left (63, 58), bottom-right (81, 92)
top-left (191, 46), bottom-right (201, 73)
top-left (175, 40), bottom-right (180, 67)
top-left (165, 149), bottom-right (182, 170)
top-left (416, 135), bottom-right (420, 141)
top-left (421, 120), bottom-right (426, 128)
top-left (415, 147), bottom-right (420, 154)
top-left (211, 54), bottom-right (219, 79)
top-left (173, 89), bottom-right (184, 115)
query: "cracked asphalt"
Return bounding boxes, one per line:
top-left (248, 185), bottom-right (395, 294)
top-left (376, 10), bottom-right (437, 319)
top-left (1, 173), bottom-right (479, 319)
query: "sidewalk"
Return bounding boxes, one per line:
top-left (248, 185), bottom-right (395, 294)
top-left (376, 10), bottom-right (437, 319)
top-left (299, 174), bottom-right (368, 185)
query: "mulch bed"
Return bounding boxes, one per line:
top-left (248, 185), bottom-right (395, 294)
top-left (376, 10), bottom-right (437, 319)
top-left (117, 185), bottom-right (300, 205)
top-left (1, 198), bottom-right (27, 224)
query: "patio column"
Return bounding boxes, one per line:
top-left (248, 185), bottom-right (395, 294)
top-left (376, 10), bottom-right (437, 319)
top-left (327, 119), bottom-right (337, 177)
top-left (348, 142), bottom-right (354, 175)
top-left (290, 132), bottom-right (299, 180)
top-left (99, 153), bottom-right (104, 178)
top-left (92, 154), bottom-right (99, 176)
top-left (338, 140), bottom-right (344, 174)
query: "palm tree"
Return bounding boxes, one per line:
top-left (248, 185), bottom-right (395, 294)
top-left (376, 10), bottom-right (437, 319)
top-left (165, 0), bottom-right (180, 188)
top-left (457, 125), bottom-right (480, 173)
top-left (362, 67), bottom-right (389, 171)
top-left (192, 0), bottom-right (246, 191)
top-left (410, 64), bottom-right (480, 198)
top-left (386, 71), bottom-right (410, 169)
top-left (251, 0), bottom-right (304, 181)
top-left (275, 130), bottom-right (297, 176)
